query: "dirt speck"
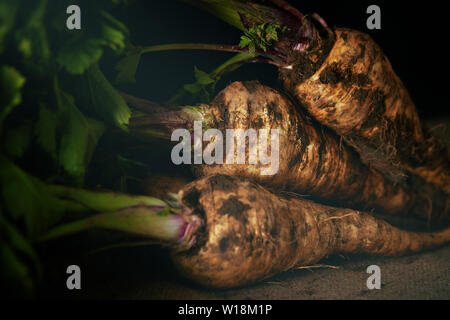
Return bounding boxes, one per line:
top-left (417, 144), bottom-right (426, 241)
top-left (219, 236), bottom-right (230, 253)
top-left (218, 196), bottom-right (251, 220)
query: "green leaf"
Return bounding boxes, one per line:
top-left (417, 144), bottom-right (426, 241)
top-left (176, 66), bottom-right (217, 103)
top-left (3, 121), bottom-right (32, 159)
top-left (183, 83), bottom-right (211, 103)
top-left (35, 104), bottom-right (58, 161)
top-left (170, 53), bottom-right (253, 105)
top-left (0, 155), bottom-right (42, 221)
top-left (115, 51), bottom-right (142, 84)
top-left (0, 66), bottom-right (26, 132)
top-left (0, 0), bottom-right (19, 53)
top-left (184, 82), bottom-right (202, 95)
top-left (238, 35), bottom-right (252, 48)
top-left (86, 63), bottom-right (131, 130)
top-left (56, 37), bottom-right (104, 75)
top-left (0, 154), bottom-right (61, 239)
top-left (56, 89), bottom-right (105, 185)
top-left (100, 10), bottom-right (130, 37)
top-left (15, 25), bottom-right (50, 63)
top-left (13, 0), bottom-right (50, 74)
top-left (57, 91), bottom-right (89, 182)
top-left (248, 42), bottom-right (256, 56)
top-left (265, 24), bottom-right (279, 41)
top-left (56, 10), bottom-right (127, 75)
top-left (0, 213), bottom-right (41, 278)
top-left (100, 24), bottom-right (126, 52)
top-left (237, 22), bottom-right (286, 56)
top-left (0, 216), bottom-right (39, 297)
top-left (194, 66), bottom-right (215, 85)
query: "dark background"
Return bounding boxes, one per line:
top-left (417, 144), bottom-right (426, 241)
top-left (107, 0), bottom-right (450, 119)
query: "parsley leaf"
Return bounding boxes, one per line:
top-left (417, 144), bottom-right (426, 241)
top-left (238, 22), bottom-right (287, 56)
top-left (0, 66), bottom-right (26, 133)
top-left (86, 63), bottom-right (131, 130)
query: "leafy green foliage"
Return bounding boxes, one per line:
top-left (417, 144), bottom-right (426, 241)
top-left (170, 66), bottom-right (218, 104)
top-left (0, 0), bottom-right (135, 297)
top-left (56, 7), bottom-right (128, 75)
top-left (86, 63), bottom-right (131, 130)
top-left (99, 10), bottom-right (129, 49)
top-left (167, 52), bottom-right (253, 105)
top-left (0, 155), bottom-right (62, 239)
top-left (0, 66), bottom-right (26, 132)
top-left (0, 214), bottom-right (40, 267)
top-left (184, 66), bottom-right (217, 101)
top-left (13, 0), bottom-right (51, 76)
top-left (193, 66), bottom-right (216, 86)
top-left (0, 0), bottom-right (19, 53)
top-left (0, 213), bottom-right (40, 298)
top-left (115, 50), bottom-right (142, 84)
top-left (56, 37), bottom-right (104, 75)
top-left (56, 89), bottom-right (106, 185)
top-left (30, 86), bottom-right (107, 185)
top-left (239, 22), bottom-right (287, 56)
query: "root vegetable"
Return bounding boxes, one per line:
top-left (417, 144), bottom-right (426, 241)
top-left (177, 1), bottom-right (450, 192)
top-left (280, 27), bottom-right (450, 192)
top-left (128, 81), bottom-right (449, 226)
top-left (172, 174), bottom-right (450, 288)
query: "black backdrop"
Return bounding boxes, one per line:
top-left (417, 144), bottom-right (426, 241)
top-left (107, 0), bottom-right (450, 119)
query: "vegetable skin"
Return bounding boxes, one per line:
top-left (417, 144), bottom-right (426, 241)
top-left (134, 81), bottom-right (449, 225)
top-left (281, 28), bottom-right (450, 192)
top-left (172, 174), bottom-right (450, 288)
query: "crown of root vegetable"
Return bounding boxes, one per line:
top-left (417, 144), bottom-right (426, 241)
top-left (171, 174), bottom-right (450, 288)
top-left (172, 174), bottom-right (323, 288)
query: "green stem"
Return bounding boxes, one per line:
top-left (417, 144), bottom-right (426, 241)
top-left (139, 43), bottom-right (251, 55)
top-left (137, 43), bottom-right (285, 65)
top-left (44, 184), bottom-right (168, 212)
top-left (209, 52), bottom-right (254, 77)
top-left (39, 207), bottom-right (186, 243)
top-left (117, 90), bottom-right (167, 113)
